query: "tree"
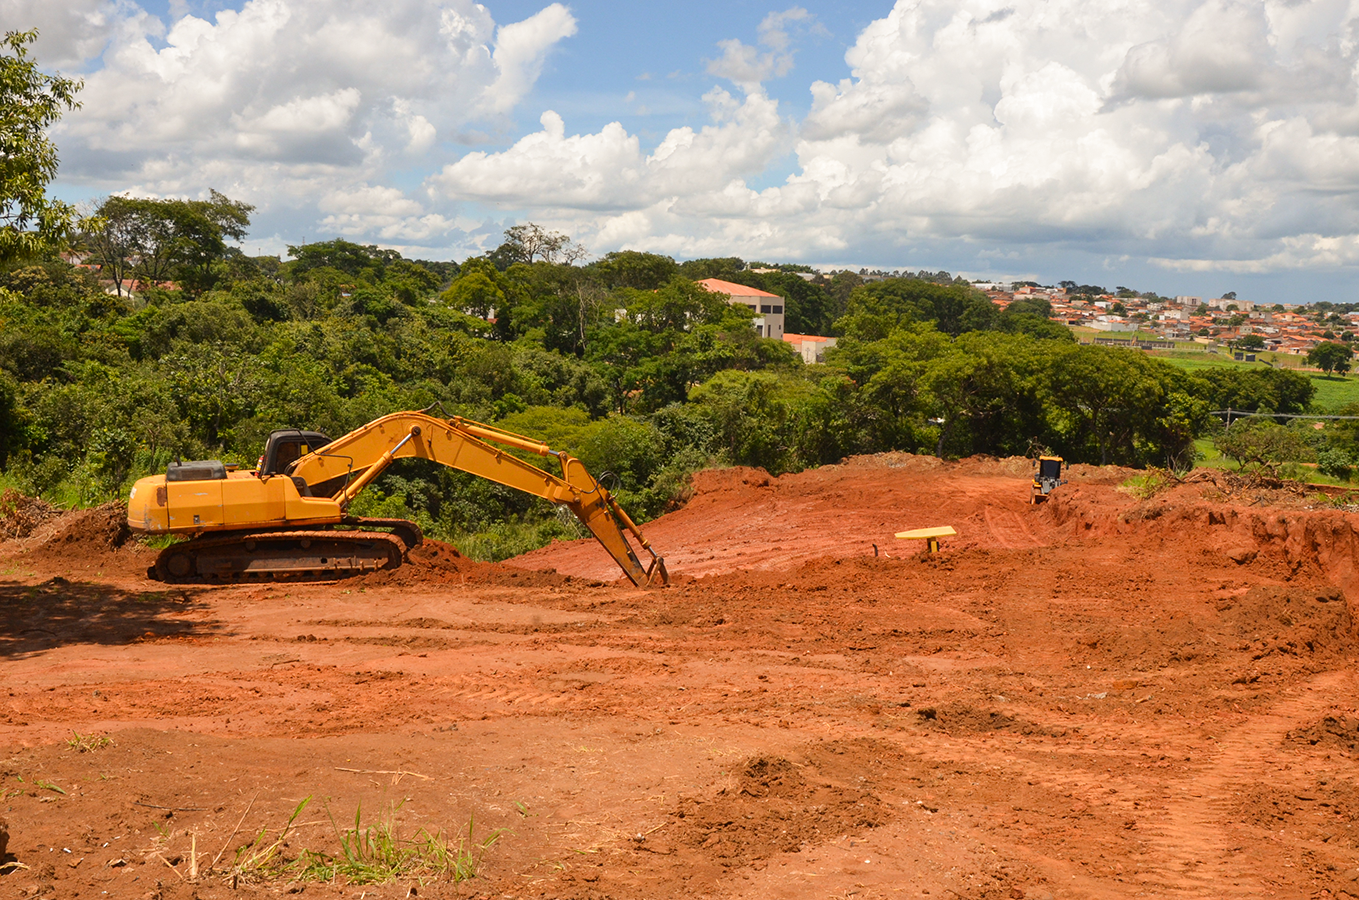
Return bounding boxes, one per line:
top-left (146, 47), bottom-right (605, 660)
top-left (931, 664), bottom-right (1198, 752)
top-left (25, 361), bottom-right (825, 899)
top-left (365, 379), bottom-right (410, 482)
top-left (0, 30), bottom-right (83, 263)
top-left (1307, 341), bottom-right (1353, 376)
top-left (1235, 334), bottom-right (1265, 352)
top-left (89, 192), bottom-right (254, 296)
top-left (498, 223), bottom-right (586, 265)
top-left (588, 250), bottom-right (677, 290)
top-left (1216, 419), bottom-right (1311, 476)
top-left (678, 257), bottom-right (745, 281)
top-left (920, 333), bottom-right (1032, 458)
top-left (1006, 296), bottom-right (1053, 318)
top-left (173, 190), bottom-right (253, 294)
top-left (1189, 367), bottom-right (1313, 414)
top-left (838, 278), bottom-right (998, 341)
top-left (85, 196), bottom-right (142, 297)
top-left (287, 239), bottom-right (400, 278)
top-left (1041, 345), bottom-right (1200, 467)
top-left (1317, 447), bottom-right (1353, 481)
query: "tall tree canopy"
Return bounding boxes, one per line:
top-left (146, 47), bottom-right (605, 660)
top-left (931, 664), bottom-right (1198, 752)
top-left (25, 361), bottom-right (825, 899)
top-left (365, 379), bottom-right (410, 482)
top-left (88, 191), bottom-right (254, 296)
top-left (0, 30), bottom-right (82, 264)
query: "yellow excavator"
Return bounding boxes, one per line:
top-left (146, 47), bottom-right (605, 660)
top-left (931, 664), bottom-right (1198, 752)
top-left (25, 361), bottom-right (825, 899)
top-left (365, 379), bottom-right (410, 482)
top-left (126, 407), bottom-right (668, 586)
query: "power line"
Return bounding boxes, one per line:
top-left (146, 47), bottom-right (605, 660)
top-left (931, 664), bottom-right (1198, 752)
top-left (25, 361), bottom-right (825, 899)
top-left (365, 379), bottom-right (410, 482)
top-left (1211, 408), bottom-right (1359, 427)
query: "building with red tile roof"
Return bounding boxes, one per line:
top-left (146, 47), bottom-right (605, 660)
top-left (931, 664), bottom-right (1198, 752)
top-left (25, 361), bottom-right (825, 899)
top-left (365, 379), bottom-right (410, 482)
top-left (697, 278), bottom-right (786, 339)
top-left (783, 333), bottom-right (837, 364)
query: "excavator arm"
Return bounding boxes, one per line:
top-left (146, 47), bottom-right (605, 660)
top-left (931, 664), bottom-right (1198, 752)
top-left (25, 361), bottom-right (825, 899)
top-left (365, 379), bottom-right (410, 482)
top-left (288, 410), bottom-right (669, 586)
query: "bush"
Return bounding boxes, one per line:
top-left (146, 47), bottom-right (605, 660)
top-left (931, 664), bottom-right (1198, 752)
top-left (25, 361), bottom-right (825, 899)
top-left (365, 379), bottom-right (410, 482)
top-left (1317, 448), bottom-right (1353, 481)
top-left (1216, 419), bottom-right (1313, 475)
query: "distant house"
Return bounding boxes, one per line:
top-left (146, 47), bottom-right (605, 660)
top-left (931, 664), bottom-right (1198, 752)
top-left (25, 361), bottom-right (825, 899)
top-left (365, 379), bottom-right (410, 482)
top-left (696, 278), bottom-right (786, 339)
top-left (783, 333), bottom-right (837, 364)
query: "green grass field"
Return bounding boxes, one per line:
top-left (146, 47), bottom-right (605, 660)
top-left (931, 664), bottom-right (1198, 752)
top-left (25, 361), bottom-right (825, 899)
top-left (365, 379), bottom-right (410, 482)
top-left (1146, 351), bottom-right (1359, 411)
top-left (1148, 348), bottom-right (1302, 368)
top-left (1304, 375), bottom-right (1359, 411)
top-left (1071, 327), bottom-right (1205, 351)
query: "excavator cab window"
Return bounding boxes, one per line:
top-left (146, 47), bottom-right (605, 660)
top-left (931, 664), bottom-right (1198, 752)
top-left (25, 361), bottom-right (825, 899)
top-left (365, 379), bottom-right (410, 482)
top-left (167, 460), bottom-right (228, 481)
top-left (1038, 457), bottom-right (1063, 480)
top-left (260, 430), bottom-right (332, 476)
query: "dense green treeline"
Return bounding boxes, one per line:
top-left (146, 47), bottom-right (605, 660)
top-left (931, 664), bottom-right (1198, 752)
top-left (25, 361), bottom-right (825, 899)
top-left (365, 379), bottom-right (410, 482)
top-left (0, 222), bottom-right (1333, 558)
top-left (2, 30), bottom-right (1350, 559)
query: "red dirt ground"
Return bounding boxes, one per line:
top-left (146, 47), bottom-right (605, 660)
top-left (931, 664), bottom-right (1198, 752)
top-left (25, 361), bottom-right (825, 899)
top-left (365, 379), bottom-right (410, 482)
top-left (2, 455), bottom-right (1358, 899)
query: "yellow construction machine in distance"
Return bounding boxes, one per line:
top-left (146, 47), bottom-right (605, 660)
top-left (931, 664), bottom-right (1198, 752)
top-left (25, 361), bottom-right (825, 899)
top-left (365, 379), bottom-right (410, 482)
top-left (1030, 455), bottom-right (1065, 504)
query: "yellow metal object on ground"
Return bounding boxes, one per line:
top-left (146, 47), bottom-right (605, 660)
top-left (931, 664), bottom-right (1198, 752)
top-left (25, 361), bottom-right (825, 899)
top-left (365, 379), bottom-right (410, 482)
top-left (895, 525), bottom-right (956, 553)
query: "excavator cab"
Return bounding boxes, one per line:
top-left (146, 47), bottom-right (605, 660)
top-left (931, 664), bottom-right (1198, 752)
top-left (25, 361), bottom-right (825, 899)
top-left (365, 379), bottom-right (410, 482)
top-left (260, 430), bottom-right (332, 476)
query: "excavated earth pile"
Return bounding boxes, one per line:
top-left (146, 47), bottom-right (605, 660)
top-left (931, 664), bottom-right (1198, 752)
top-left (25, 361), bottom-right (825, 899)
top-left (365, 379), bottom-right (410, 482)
top-left (2, 455), bottom-right (1359, 900)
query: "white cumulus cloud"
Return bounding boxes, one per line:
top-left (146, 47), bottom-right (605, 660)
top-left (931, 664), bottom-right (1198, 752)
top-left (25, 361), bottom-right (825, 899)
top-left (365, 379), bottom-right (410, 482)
top-left (706, 6), bottom-right (817, 89)
top-left (31, 0), bottom-right (1359, 280)
top-left (42, 0), bottom-right (574, 255)
top-left (431, 89), bottom-right (789, 210)
top-left (438, 0), bottom-right (1359, 277)
top-left (1, 0), bottom-right (118, 67)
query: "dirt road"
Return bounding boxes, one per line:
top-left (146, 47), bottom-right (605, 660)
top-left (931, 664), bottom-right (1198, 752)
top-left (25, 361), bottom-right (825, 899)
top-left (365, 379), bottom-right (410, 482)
top-left (2, 455), bottom-right (1357, 899)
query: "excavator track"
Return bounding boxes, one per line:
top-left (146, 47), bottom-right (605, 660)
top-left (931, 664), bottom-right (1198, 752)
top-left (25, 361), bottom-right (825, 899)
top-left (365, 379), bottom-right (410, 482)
top-left (342, 516), bottom-right (423, 550)
top-left (153, 529), bottom-right (408, 582)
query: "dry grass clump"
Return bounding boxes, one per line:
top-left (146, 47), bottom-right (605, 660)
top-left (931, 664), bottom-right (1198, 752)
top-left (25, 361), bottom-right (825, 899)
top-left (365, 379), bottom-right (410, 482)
top-left (0, 489), bottom-right (57, 540)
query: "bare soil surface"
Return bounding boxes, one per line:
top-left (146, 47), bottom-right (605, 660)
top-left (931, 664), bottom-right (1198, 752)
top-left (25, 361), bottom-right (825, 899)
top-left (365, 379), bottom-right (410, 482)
top-left (2, 455), bottom-right (1359, 899)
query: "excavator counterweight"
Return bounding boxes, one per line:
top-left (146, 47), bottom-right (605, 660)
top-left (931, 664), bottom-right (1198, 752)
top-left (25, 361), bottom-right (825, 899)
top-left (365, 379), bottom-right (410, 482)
top-left (127, 410), bottom-right (669, 586)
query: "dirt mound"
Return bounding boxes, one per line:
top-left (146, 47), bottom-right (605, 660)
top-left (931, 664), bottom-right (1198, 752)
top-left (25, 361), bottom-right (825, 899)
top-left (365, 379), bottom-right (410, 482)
top-left (914, 703), bottom-right (1068, 737)
top-left (1232, 778), bottom-right (1359, 836)
top-left (737, 756), bottom-right (807, 799)
top-left (1287, 715), bottom-right (1359, 754)
top-left (514, 455), bottom-right (1051, 579)
top-left (5, 501), bottom-right (147, 578)
top-left (9, 452), bottom-right (1359, 899)
top-left (0, 490), bottom-right (58, 540)
top-left (1217, 585), bottom-right (1353, 657)
top-left (1041, 484), bottom-right (1359, 596)
top-left (38, 502), bottom-right (132, 550)
top-left (668, 743), bottom-right (895, 867)
top-left (685, 465), bottom-right (772, 504)
top-left (357, 538), bottom-right (571, 588)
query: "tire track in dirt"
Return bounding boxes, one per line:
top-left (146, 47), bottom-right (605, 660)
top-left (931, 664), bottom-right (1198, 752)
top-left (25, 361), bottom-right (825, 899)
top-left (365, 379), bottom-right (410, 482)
top-left (446, 685), bottom-right (570, 709)
top-left (982, 507), bottom-right (1043, 550)
top-left (1131, 669), bottom-right (1353, 897)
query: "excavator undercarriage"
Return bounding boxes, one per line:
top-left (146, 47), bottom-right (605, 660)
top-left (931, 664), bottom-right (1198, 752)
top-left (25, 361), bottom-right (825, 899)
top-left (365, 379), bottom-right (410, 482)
top-left (128, 409), bottom-right (669, 586)
top-left (152, 518), bottom-right (421, 582)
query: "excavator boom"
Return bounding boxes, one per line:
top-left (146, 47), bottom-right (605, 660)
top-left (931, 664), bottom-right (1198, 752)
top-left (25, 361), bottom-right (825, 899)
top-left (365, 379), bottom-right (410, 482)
top-left (291, 411), bottom-right (667, 586)
top-left (127, 409), bottom-right (668, 586)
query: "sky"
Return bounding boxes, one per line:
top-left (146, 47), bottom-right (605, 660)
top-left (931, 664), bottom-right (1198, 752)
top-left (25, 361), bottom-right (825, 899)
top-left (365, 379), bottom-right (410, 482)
top-left (11, 0), bottom-right (1359, 304)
